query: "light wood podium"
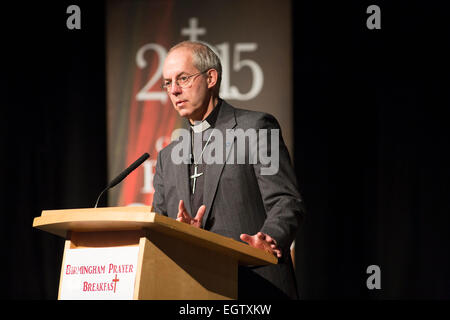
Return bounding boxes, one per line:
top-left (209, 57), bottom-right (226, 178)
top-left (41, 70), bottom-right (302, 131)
top-left (33, 206), bottom-right (277, 300)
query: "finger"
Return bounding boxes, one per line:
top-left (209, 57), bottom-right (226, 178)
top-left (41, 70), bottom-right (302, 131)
top-left (177, 200), bottom-right (193, 223)
top-left (265, 234), bottom-right (276, 244)
top-left (179, 200), bottom-right (193, 220)
top-left (257, 232), bottom-right (265, 240)
top-left (179, 200), bottom-right (187, 212)
top-left (182, 209), bottom-right (192, 221)
top-left (240, 233), bottom-right (252, 244)
top-left (195, 205), bottom-right (206, 222)
top-left (177, 200), bottom-right (184, 218)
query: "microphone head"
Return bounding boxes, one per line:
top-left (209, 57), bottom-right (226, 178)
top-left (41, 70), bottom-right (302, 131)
top-left (107, 152), bottom-right (150, 189)
top-left (95, 152), bottom-right (150, 208)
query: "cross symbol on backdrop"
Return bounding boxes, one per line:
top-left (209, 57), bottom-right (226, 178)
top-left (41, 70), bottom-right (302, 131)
top-left (181, 17), bottom-right (206, 41)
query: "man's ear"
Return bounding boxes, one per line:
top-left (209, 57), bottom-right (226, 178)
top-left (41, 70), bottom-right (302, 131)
top-left (206, 69), bottom-right (218, 89)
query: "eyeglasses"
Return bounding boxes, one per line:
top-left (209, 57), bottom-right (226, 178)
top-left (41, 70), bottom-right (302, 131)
top-left (161, 70), bottom-right (208, 91)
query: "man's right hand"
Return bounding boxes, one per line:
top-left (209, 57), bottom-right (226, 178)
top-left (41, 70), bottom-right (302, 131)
top-left (176, 200), bottom-right (206, 228)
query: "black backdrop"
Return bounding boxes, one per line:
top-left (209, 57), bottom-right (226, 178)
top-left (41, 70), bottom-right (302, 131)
top-left (293, 1), bottom-right (450, 299)
top-left (1, 1), bottom-right (450, 300)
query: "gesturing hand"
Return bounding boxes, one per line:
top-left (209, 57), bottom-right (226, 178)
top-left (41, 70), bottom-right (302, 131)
top-left (176, 200), bottom-right (206, 228)
top-left (240, 232), bottom-right (282, 258)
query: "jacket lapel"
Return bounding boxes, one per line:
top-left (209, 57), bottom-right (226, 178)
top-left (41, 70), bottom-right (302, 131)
top-left (202, 102), bottom-right (237, 227)
top-left (175, 152), bottom-right (192, 217)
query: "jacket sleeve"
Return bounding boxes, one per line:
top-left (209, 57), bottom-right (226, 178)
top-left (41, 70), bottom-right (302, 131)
top-left (151, 150), bottom-right (168, 216)
top-left (252, 113), bottom-right (305, 256)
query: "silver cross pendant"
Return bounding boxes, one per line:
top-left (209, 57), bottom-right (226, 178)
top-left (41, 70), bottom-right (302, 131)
top-left (190, 164), bottom-right (203, 194)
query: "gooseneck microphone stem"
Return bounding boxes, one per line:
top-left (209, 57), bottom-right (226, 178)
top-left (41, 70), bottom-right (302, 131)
top-left (94, 152), bottom-right (150, 208)
top-left (94, 187), bottom-right (109, 209)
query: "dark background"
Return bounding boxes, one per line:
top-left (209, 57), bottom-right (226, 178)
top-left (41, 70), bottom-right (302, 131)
top-left (1, 0), bottom-right (449, 299)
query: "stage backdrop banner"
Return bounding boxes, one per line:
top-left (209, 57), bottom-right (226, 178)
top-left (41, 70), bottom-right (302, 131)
top-left (106, 0), bottom-right (292, 206)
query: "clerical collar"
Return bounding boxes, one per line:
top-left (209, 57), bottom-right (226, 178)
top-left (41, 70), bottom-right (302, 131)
top-left (191, 120), bottom-right (211, 133)
top-left (190, 99), bottom-right (222, 133)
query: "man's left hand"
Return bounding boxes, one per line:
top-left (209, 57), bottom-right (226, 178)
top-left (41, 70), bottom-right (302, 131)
top-left (240, 232), bottom-right (282, 258)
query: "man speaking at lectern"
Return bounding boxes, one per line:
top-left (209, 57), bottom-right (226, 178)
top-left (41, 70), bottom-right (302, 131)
top-left (152, 41), bottom-right (304, 299)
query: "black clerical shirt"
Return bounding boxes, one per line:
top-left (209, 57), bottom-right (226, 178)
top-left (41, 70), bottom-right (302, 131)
top-left (189, 100), bottom-right (222, 216)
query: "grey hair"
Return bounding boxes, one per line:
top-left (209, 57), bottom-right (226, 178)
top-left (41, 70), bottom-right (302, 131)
top-left (168, 41), bottom-right (222, 95)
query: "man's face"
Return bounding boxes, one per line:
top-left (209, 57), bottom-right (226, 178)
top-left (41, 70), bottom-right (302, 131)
top-left (163, 47), bottom-right (210, 121)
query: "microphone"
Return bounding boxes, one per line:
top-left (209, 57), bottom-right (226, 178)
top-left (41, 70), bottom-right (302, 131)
top-left (94, 152), bottom-right (150, 208)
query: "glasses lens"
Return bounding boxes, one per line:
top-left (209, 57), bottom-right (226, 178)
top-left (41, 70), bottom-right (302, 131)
top-left (178, 76), bottom-right (190, 87)
top-left (163, 71), bottom-right (206, 91)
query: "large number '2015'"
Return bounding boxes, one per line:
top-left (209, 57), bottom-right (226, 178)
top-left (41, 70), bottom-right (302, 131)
top-left (135, 42), bottom-right (264, 102)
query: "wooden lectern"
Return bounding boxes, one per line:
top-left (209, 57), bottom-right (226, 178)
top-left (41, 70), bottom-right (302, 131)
top-left (32, 207), bottom-right (277, 300)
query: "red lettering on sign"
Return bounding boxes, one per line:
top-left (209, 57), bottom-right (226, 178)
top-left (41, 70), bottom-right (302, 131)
top-left (112, 274), bottom-right (119, 293)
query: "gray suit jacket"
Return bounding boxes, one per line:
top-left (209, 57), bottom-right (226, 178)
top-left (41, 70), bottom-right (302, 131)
top-left (152, 100), bottom-right (304, 299)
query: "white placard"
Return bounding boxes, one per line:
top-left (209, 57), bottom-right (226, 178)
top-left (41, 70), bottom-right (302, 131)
top-left (59, 246), bottom-right (140, 300)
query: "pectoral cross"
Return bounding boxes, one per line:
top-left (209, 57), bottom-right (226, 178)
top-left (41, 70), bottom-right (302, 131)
top-left (190, 164), bottom-right (203, 194)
